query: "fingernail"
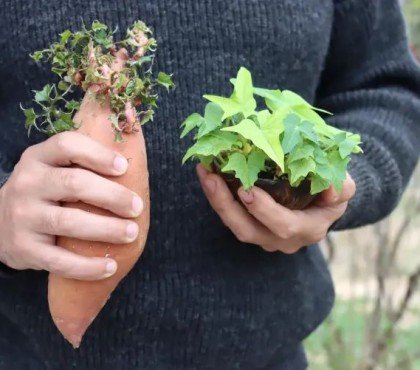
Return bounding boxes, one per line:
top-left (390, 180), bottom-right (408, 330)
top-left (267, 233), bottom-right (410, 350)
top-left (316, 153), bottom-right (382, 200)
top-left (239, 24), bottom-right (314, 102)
top-left (239, 188), bottom-right (254, 204)
top-left (126, 222), bottom-right (139, 240)
top-left (132, 195), bottom-right (143, 215)
top-left (113, 155), bottom-right (128, 173)
top-left (196, 164), bottom-right (207, 178)
top-left (105, 260), bottom-right (117, 276)
top-left (330, 189), bottom-right (339, 202)
top-left (204, 178), bottom-right (216, 194)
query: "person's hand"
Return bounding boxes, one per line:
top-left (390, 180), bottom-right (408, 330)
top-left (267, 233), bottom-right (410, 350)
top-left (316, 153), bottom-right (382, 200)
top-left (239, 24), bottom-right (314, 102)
top-left (196, 164), bottom-right (355, 253)
top-left (0, 132), bottom-right (144, 280)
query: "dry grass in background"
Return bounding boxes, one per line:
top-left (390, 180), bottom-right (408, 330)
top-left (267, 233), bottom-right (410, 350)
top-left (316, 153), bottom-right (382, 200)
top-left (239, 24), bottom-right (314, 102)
top-left (305, 166), bottom-right (420, 369)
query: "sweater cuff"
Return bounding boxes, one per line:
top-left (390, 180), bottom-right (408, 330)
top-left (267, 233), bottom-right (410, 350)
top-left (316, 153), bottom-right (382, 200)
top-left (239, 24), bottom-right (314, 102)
top-left (329, 154), bottom-right (377, 231)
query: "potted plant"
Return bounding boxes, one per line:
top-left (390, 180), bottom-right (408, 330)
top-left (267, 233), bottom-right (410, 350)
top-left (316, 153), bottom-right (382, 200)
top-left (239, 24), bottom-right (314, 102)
top-left (181, 67), bottom-right (362, 210)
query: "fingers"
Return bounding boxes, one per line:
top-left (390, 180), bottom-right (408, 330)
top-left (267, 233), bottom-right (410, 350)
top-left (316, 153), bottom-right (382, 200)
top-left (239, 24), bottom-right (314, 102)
top-left (42, 167), bottom-right (143, 218)
top-left (30, 131), bottom-right (128, 176)
top-left (303, 201), bottom-right (348, 228)
top-left (314, 173), bottom-right (356, 207)
top-left (34, 205), bottom-right (139, 244)
top-left (197, 164), bottom-right (352, 254)
top-left (29, 243), bottom-right (118, 281)
top-left (196, 164), bottom-right (274, 246)
top-left (237, 185), bottom-right (346, 247)
top-left (238, 186), bottom-right (301, 240)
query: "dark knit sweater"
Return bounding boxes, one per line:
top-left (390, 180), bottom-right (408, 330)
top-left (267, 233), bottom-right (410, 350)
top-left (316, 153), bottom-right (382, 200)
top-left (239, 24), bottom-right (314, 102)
top-left (0, 1), bottom-right (419, 369)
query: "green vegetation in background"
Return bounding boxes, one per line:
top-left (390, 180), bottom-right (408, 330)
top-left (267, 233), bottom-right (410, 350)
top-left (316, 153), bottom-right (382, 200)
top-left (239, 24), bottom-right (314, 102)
top-left (403, 0), bottom-right (420, 55)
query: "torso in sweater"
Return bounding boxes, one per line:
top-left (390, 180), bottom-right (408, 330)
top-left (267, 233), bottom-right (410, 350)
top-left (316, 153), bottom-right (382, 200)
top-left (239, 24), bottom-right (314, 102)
top-left (1, 0), bottom-right (418, 369)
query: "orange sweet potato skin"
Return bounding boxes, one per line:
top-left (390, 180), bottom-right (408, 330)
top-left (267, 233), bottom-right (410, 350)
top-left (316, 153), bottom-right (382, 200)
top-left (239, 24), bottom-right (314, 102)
top-left (48, 91), bottom-right (150, 348)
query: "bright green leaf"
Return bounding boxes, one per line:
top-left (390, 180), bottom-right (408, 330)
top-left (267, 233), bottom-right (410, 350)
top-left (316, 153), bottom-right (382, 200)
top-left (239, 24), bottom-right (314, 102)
top-left (222, 150), bottom-right (266, 190)
top-left (282, 114), bottom-right (303, 153)
top-left (65, 100), bottom-right (81, 111)
top-left (58, 80), bottom-right (70, 91)
top-left (203, 95), bottom-right (243, 120)
top-left (22, 107), bottom-right (37, 129)
top-left (139, 109), bottom-right (154, 125)
top-left (197, 155), bottom-right (214, 170)
top-left (288, 144), bottom-right (315, 163)
top-left (34, 84), bottom-right (53, 103)
top-left (197, 103), bottom-right (223, 138)
top-left (157, 72), bottom-right (175, 91)
top-left (182, 131), bottom-right (240, 164)
top-left (222, 118), bottom-right (284, 169)
top-left (299, 121), bottom-right (318, 142)
top-left (231, 67), bottom-right (254, 106)
top-left (293, 105), bottom-right (333, 138)
top-left (317, 150), bottom-right (350, 192)
top-left (60, 30), bottom-right (72, 44)
top-left (310, 174), bottom-right (331, 194)
top-left (338, 138), bottom-right (357, 158)
top-left (91, 20), bottom-right (108, 32)
top-left (125, 79), bottom-right (136, 95)
top-left (180, 113), bottom-right (204, 138)
top-left (31, 50), bottom-right (44, 62)
top-left (287, 157), bottom-right (316, 186)
top-left (205, 67), bottom-right (256, 120)
top-left (328, 151), bottom-right (349, 189)
top-left (313, 146), bottom-right (329, 165)
top-left (259, 108), bottom-right (288, 170)
top-left (252, 87), bottom-right (282, 101)
top-left (255, 110), bottom-right (271, 126)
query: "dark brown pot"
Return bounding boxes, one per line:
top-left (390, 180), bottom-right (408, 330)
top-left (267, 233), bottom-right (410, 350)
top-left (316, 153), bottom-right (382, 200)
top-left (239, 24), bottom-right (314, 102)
top-left (213, 162), bottom-right (316, 210)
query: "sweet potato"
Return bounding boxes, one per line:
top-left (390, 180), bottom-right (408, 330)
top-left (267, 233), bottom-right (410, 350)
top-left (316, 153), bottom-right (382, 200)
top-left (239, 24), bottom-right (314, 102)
top-left (23, 21), bottom-right (173, 348)
top-left (48, 90), bottom-right (150, 348)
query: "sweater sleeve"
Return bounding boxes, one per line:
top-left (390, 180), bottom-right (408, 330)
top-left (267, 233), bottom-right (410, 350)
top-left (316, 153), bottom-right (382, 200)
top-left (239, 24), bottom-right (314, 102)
top-left (0, 172), bottom-right (9, 188)
top-left (0, 170), bottom-right (14, 277)
top-left (317, 0), bottom-right (420, 230)
top-left (0, 118), bottom-right (12, 276)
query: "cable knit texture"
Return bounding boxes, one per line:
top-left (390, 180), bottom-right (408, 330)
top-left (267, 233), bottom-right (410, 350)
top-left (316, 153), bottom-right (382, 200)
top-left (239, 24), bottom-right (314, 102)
top-left (0, 1), bottom-right (419, 369)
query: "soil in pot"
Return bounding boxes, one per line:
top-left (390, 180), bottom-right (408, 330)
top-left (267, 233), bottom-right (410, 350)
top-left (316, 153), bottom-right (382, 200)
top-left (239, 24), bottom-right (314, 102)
top-left (212, 162), bottom-right (316, 210)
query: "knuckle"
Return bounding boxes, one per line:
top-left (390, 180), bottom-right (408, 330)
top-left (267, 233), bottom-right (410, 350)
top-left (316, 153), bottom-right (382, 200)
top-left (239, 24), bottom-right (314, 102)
top-left (11, 172), bottom-right (35, 193)
top-left (111, 184), bottom-right (131, 206)
top-left (54, 210), bottom-right (73, 234)
top-left (277, 224), bottom-right (299, 240)
top-left (53, 132), bottom-right (75, 154)
top-left (59, 168), bottom-right (84, 193)
top-left (45, 254), bottom-right (67, 274)
top-left (261, 244), bottom-right (278, 253)
top-left (3, 256), bottom-right (25, 270)
top-left (3, 241), bottom-right (29, 270)
top-left (213, 202), bottom-right (228, 216)
top-left (10, 203), bottom-right (27, 223)
top-left (20, 145), bottom-right (37, 163)
top-left (283, 246), bottom-right (300, 255)
top-left (307, 229), bottom-right (327, 244)
top-left (44, 208), bottom-right (72, 234)
top-left (335, 203), bottom-right (348, 217)
top-left (346, 177), bottom-right (356, 199)
top-left (235, 229), bottom-right (255, 244)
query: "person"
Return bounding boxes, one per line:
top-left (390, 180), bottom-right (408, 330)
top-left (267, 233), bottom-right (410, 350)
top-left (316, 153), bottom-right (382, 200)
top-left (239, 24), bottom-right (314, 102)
top-left (0, 1), bottom-right (419, 369)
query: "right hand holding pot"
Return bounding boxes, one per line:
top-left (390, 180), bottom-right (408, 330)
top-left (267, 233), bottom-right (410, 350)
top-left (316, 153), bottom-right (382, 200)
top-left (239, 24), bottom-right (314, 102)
top-left (197, 163), bottom-right (356, 254)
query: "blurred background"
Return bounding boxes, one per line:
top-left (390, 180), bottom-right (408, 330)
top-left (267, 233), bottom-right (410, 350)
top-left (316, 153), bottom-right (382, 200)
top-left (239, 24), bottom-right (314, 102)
top-left (304, 1), bottom-right (420, 369)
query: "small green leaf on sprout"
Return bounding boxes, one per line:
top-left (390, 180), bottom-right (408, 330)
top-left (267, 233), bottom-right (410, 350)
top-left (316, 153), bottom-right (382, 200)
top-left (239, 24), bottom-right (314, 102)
top-left (157, 72), bottom-right (175, 91)
top-left (21, 20), bottom-right (174, 140)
